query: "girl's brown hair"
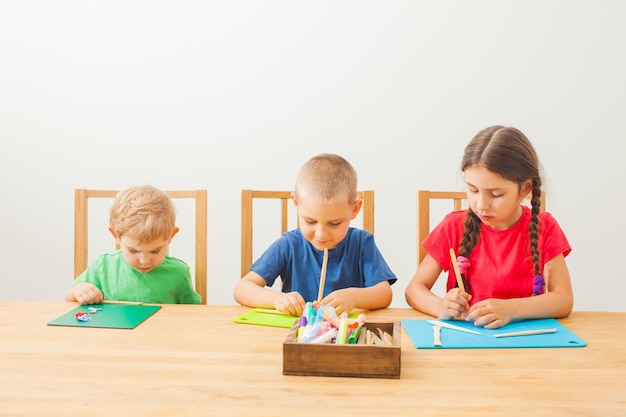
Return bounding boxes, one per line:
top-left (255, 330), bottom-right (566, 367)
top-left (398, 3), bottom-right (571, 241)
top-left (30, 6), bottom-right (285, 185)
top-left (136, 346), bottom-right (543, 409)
top-left (458, 126), bottom-right (543, 276)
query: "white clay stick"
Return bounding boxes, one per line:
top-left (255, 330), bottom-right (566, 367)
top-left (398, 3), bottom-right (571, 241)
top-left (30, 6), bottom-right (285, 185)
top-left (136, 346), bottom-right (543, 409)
top-left (428, 320), bottom-right (482, 335)
top-left (493, 328), bottom-right (558, 338)
top-left (433, 325), bottom-right (442, 346)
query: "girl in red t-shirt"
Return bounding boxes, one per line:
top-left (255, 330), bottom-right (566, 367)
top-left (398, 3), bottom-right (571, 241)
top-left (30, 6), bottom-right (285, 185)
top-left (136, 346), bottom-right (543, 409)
top-left (405, 126), bottom-right (573, 329)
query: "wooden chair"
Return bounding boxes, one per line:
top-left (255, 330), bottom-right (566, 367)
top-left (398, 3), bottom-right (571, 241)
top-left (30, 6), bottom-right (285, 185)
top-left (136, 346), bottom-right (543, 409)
top-left (74, 188), bottom-right (208, 304)
top-left (417, 190), bottom-right (546, 265)
top-left (241, 190), bottom-right (374, 277)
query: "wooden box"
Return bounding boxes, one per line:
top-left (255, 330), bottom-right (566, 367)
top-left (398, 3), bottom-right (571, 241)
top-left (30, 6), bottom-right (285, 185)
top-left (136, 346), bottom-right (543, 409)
top-left (283, 321), bottom-right (401, 379)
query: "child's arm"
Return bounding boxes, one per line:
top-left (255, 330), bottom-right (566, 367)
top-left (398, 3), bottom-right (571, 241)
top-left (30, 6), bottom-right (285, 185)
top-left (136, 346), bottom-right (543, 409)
top-left (466, 254), bottom-right (573, 328)
top-left (65, 282), bottom-right (104, 305)
top-left (405, 254), bottom-right (471, 319)
top-left (234, 271), bottom-right (306, 316)
top-left (321, 281), bottom-right (393, 316)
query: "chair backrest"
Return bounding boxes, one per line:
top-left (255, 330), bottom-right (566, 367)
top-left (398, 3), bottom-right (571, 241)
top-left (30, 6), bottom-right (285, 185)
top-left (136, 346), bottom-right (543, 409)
top-left (240, 189), bottom-right (374, 278)
top-left (417, 190), bottom-right (546, 265)
top-left (74, 188), bottom-right (208, 304)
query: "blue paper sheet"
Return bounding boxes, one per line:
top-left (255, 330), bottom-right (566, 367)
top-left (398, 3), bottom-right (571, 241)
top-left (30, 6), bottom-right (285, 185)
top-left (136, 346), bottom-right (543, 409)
top-left (401, 318), bottom-right (586, 349)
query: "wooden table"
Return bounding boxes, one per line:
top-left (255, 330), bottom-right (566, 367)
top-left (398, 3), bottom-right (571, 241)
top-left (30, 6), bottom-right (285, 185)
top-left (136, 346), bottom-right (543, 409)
top-left (1, 302), bottom-right (624, 417)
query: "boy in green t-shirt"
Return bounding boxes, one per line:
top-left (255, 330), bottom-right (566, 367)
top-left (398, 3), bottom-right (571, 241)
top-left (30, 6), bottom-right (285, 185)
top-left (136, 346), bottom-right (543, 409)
top-left (66, 185), bottom-right (201, 305)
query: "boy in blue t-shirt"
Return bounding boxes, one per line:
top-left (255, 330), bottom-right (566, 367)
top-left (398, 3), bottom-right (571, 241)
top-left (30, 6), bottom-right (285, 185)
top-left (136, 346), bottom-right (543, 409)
top-left (234, 153), bottom-right (396, 316)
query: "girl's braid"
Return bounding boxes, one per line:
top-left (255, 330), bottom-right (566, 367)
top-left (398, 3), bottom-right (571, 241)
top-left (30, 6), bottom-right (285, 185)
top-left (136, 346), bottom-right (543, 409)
top-left (459, 209), bottom-right (481, 258)
top-left (529, 179), bottom-right (542, 276)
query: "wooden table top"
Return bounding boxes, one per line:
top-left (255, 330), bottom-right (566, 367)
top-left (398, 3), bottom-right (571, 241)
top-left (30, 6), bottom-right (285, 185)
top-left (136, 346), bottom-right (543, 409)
top-left (1, 302), bottom-right (625, 417)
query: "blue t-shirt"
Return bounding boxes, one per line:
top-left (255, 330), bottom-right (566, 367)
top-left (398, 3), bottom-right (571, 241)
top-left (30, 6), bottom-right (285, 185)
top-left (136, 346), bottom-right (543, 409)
top-left (251, 228), bottom-right (397, 302)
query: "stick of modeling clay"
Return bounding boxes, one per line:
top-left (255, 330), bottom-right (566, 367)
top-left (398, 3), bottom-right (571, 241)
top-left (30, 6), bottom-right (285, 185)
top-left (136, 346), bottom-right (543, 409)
top-left (493, 328), bottom-right (558, 338)
top-left (103, 300), bottom-right (144, 305)
top-left (317, 247), bottom-right (328, 303)
top-left (433, 325), bottom-right (442, 346)
top-left (449, 248), bottom-right (466, 293)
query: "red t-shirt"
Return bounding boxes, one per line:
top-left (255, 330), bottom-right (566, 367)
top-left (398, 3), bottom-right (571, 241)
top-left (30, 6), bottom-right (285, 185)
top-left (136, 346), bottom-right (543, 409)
top-left (423, 206), bottom-right (571, 305)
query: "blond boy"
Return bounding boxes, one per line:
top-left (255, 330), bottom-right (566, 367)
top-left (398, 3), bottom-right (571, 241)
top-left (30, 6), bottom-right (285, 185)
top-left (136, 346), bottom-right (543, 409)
top-left (66, 185), bottom-right (201, 304)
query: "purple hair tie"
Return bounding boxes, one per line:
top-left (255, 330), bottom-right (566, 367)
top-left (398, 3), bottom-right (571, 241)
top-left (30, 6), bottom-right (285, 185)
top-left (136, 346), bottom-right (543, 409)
top-left (533, 275), bottom-right (545, 295)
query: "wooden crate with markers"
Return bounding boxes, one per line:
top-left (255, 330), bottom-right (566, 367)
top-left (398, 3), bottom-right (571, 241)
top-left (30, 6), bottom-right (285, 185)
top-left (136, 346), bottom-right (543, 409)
top-left (283, 320), bottom-right (401, 379)
top-left (282, 247), bottom-right (401, 379)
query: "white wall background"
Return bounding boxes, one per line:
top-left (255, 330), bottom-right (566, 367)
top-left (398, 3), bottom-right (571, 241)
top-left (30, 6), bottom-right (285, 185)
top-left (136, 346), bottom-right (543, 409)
top-left (1, 1), bottom-right (624, 311)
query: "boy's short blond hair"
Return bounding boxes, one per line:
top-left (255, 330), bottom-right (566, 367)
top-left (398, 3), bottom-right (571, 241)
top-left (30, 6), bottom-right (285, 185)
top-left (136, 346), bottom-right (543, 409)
top-left (294, 153), bottom-right (358, 204)
top-left (109, 185), bottom-right (176, 244)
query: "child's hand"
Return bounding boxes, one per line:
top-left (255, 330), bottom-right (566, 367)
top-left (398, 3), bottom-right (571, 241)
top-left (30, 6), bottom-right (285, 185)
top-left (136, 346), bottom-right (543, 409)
top-left (72, 283), bottom-right (104, 305)
top-left (321, 288), bottom-right (356, 316)
top-left (273, 291), bottom-right (306, 316)
top-left (465, 298), bottom-right (513, 329)
top-left (438, 288), bottom-right (471, 320)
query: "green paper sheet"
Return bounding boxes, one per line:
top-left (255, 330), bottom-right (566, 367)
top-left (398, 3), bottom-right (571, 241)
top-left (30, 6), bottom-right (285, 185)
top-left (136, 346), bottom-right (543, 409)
top-left (233, 308), bottom-right (361, 328)
top-left (233, 309), bottom-right (299, 328)
top-left (47, 304), bottom-right (161, 329)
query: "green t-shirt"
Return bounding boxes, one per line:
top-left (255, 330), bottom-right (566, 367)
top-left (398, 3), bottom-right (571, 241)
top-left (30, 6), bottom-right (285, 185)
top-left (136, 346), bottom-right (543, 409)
top-left (74, 251), bottom-right (201, 304)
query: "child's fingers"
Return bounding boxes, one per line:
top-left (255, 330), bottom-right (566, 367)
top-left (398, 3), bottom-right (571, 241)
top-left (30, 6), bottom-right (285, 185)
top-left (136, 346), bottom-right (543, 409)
top-left (321, 294), bottom-right (350, 316)
top-left (275, 292), bottom-right (305, 316)
top-left (446, 289), bottom-right (470, 308)
top-left (76, 285), bottom-right (103, 305)
top-left (290, 293), bottom-right (306, 315)
top-left (440, 291), bottom-right (469, 319)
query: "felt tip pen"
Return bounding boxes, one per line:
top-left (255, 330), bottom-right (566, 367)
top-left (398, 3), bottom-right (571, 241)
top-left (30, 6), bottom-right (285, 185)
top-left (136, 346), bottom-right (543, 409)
top-left (310, 328), bottom-right (338, 344)
top-left (304, 302), bottom-right (315, 323)
top-left (348, 323), bottom-right (363, 344)
top-left (335, 317), bottom-right (349, 344)
top-left (296, 325), bottom-right (305, 342)
top-left (299, 321), bottom-right (324, 343)
top-left (303, 302), bottom-right (312, 321)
